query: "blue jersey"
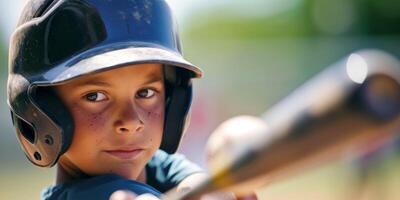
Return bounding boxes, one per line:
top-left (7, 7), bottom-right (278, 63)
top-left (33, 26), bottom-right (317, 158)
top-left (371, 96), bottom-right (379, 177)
top-left (42, 150), bottom-right (204, 200)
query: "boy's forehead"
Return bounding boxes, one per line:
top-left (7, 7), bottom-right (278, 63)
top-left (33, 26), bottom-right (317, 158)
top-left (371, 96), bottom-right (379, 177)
top-left (65, 63), bottom-right (164, 85)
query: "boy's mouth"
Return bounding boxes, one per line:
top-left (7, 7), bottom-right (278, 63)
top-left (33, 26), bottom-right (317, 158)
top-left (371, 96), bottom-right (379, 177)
top-left (104, 148), bottom-right (144, 160)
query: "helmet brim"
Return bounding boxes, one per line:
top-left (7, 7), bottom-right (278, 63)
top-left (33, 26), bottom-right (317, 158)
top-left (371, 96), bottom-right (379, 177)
top-left (40, 46), bottom-right (203, 84)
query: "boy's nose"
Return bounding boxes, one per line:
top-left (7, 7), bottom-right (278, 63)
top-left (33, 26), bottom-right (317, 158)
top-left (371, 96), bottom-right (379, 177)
top-left (114, 102), bottom-right (144, 134)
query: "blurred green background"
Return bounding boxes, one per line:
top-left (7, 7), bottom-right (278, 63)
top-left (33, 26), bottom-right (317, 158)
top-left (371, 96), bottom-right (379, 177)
top-left (1, 0), bottom-right (400, 199)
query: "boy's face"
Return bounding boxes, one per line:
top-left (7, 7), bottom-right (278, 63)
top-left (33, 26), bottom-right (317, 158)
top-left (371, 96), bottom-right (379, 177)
top-left (54, 63), bottom-right (165, 180)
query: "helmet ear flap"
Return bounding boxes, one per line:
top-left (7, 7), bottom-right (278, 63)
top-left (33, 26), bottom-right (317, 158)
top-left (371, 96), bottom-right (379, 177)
top-left (10, 85), bottom-right (74, 167)
top-left (32, 86), bottom-right (74, 157)
top-left (11, 111), bottom-right (36, 144)
top-left (161, 66), bottom-right (193, 153)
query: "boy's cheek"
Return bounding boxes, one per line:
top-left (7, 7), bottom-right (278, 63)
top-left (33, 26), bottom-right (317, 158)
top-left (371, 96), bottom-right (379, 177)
top-left (144, 110), bottom-right (163, 121)
top-left (70, 103), bottom-right (108, 132)
top-left (138, 103), bottom-right (164, 123)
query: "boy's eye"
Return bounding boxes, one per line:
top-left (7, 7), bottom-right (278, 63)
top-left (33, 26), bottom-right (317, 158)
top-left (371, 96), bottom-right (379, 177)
top-left (85, 92), bottom-right (107, 102)
top-left (136, 89), bottom-right (156, 98)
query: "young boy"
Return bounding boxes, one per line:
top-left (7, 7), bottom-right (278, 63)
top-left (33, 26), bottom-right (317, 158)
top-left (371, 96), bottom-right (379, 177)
top-left (7, 0), bottom-right (208, 199)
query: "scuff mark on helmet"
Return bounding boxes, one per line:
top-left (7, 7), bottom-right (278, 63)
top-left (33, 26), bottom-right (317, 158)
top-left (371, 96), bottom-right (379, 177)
top-left (132, 11), bottom-right (142, 21)
top-left (130, 0), bottom-right (152, 24)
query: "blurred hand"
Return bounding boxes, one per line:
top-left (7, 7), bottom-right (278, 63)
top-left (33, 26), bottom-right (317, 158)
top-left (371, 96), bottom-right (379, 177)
top-left (205, 115), bottom-right (267, 200)
top-left (206, 115), bottom-right (268, 173)
top-left (110, 190), bottom-right (160, 200)
top-left (202, 192), bottom-right (258, 200)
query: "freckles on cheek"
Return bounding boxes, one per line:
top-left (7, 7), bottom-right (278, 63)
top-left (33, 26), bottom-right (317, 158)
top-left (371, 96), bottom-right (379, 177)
top-left (137, 101), bottom-right (164, 122)
top-left (146, 111), bottom-right (162, 119)
top-left (71, 103), bottom-right (107, 131)
top-left (88, 113), bottom-right (107, 130)
top-left (141, 106), bottom-right (164, 124)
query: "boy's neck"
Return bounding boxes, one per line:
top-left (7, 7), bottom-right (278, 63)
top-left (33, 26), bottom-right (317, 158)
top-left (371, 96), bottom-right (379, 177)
top-left (55, 163), bottom-right (147, 184)
top-left (55, 163), bottom-right (88, 184)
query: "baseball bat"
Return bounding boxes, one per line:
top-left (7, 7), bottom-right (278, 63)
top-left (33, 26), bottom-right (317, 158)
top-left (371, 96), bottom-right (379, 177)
top-left (163, 49), bottom-right (400, 200)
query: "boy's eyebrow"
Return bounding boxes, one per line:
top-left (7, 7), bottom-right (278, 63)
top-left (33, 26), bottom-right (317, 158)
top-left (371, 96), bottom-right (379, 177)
top-left (142, 74), bottom-right (163, 85)
top-left (74, 73), bottom-right (163, 88)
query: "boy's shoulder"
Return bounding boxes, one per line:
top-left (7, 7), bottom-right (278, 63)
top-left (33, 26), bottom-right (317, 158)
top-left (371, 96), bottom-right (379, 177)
top-left (146, 150), bottom-right (204, 192)
top-left (42, 174), bottom-right (161, 200)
